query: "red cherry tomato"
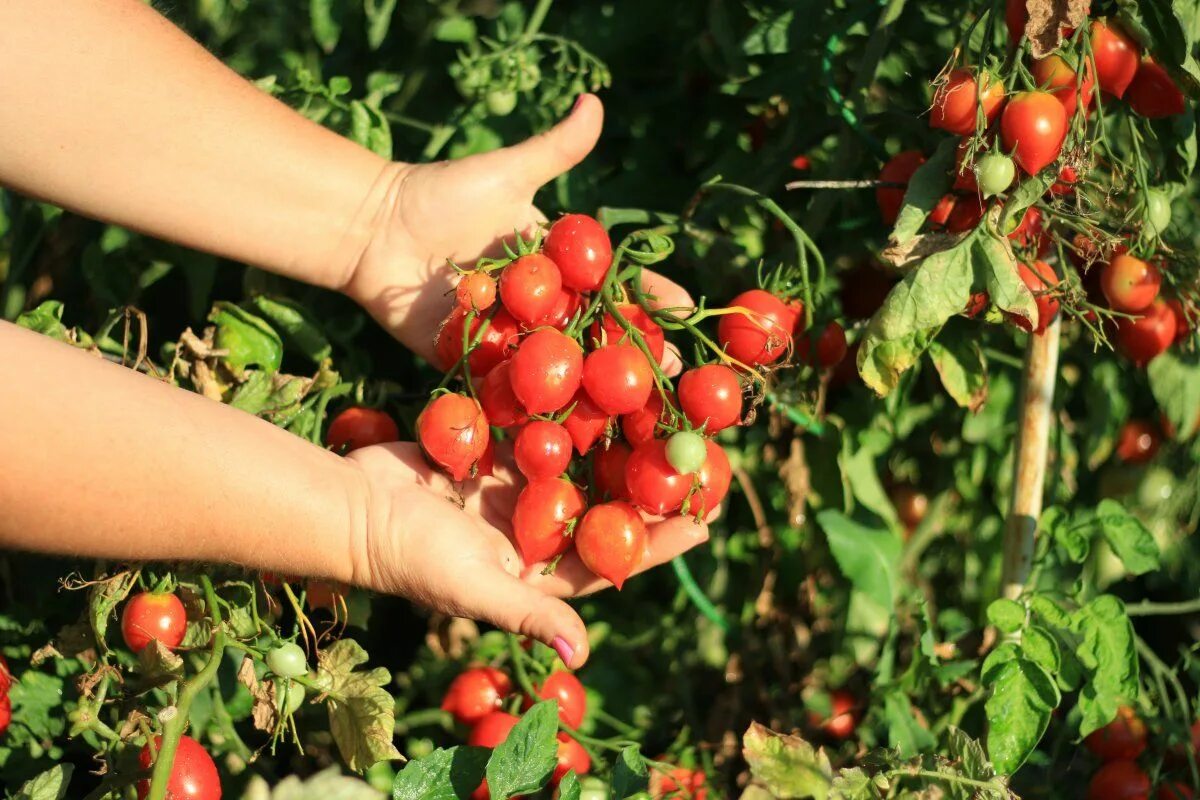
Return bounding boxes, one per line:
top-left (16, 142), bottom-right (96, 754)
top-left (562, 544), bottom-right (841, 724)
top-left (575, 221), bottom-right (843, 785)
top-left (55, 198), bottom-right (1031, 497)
top-left (1091, 20), bottom-right (1142, 99)
top-left (677, 365), bottom-right (742, 433)
top-left (122, 592), bottom-right (187, 653)
top-left (1127, 59), bottom-right (1186, 118)
top-left (891, 485), bottom-right (929, 530)
top-left (542, 214), bottom-right (613, 292)
top-left (468, 711), bottom-right (520, 748)
top-left (1086, 760), bottom-right (1150, 800)
top-left (1116, 299), bottom-right (1177, 367)
top-left (514, 421), bottom-right (573, 480)
top-left (553, 733), bottom-right (592, 785)
top-left (717, 290), bottom-right (798, 366)
top-left (533, 671), bottom-right (587, 729)
top-left (1010, 260), bottom-right (1060, 335)
top-left (1051, 165), bottom-right (1079, 196)
top-left (1007, 206), bottom-right (1050, 254)
top-left (964, 292), bottom-right (990, 318)
top-left (499, 254), bottom-right (563, 325)
top-left (651, 765), bottom-right (708, 800)
top-left (456, 272), bottom-right (497, 312)
top-left (1001, 91), bottom-right (1068, 175)
top-left (928, 194), bottom-right (957, 230)
top-left (479, 359), bottom-right (528, 428)
top-left (0, 653), bottom-right (11, 695)
top-left (693, 440), bottom-right (731, 517)
top-left (0, 695), bottom-right (9, 737)
top-left (510, 329), bottom-right (584, 415)
top-left (1031, 54), bottom-right (1095, 116)
top-left (797, 322), bottom-right (848, 369)
top-left (810, 689), bottom-right (860, 740)
top-left (476, 438), bottom-right (496, 478)
top-left (625, 440), bottom-right (691, 515)
top-left (953, 141), bottom-right (979, 194)
top-left (441, 667), bottom-right (512, 726)
top-left (526, 288), bottom-right (583, 331)
top-left (575, 501), bottom-right (648, 589)
top-left (582, 344), bottom-right (655, 415)
top-left (592, 442), bottom-right (632, 501)
top-left (417, 393), bottom-right (490, 481)
top-left (435, 307), bottom-right (520, 376)
top-left (876, 151), bottom-right (926, 225)
top-left (562, 389), bottom-right (612, 454)
top-left (325, 407), bottom-right (399, 454)
top-left (1102, 254), bottom-right (1161, 313)
top-left (1116, 420), bottom-right (1161, 464)
top-left (930, 68), bottom-right (1005, 136)
top-left (622, 391), bottom-right (672, 447)
top-left (512, 477), bottom-right (587, 564)
top-left (590, 304), bottom-right (666, 363)
top-left (944, 193), bottom-right (986, 233)
top-left (136, 735), bottom-right (221, 800)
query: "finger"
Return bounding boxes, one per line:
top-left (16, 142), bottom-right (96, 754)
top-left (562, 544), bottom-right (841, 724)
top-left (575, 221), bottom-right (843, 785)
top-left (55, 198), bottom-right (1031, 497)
top-left (661, 340), bottom-right (683, 377)
top-left (641, 269), bottom-right (695, 313)
top-left (503, 94), bottom-right (604, 190)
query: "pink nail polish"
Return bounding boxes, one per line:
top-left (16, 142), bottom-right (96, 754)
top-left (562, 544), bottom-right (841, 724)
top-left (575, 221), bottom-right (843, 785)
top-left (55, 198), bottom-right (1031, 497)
top-left (552, 636), bottom-right (575, 667)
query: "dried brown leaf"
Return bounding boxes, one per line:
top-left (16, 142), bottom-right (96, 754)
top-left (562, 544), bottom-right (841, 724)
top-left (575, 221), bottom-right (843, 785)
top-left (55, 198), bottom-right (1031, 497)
top-left (1025, 0), bottom-right (1090, 58)
top-left (881, 232), bottom-right (963, 271)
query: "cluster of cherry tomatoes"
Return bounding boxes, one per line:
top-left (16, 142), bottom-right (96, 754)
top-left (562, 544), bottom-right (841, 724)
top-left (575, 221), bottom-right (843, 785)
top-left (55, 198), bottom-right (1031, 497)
top-left (409, 212), bottom-right (823, 588)
top-left (1083, 706), bottom-right (1197, 800)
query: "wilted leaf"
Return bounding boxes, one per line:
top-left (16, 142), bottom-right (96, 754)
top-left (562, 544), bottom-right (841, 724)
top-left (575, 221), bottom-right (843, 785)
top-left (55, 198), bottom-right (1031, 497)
top-left (1023, 0), bottom-right (1091, 57)
top-left (891, 139), bottom-right (957, 244)
top-left (929, 332), bottom-right (988, 411)
top-left (315, 639), bottom-right (402, 769)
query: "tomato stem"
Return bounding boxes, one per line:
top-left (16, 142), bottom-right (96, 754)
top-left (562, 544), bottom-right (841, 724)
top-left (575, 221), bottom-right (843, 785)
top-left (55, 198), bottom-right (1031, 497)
top-left (670, 556), bottom-right (729, 632)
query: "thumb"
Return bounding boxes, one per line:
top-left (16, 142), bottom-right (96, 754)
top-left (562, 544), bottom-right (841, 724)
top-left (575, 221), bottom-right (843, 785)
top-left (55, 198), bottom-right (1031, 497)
top-left (505, 93), bottom-right (604, 189)
top-left (456, 564), bottom-right (591, 669)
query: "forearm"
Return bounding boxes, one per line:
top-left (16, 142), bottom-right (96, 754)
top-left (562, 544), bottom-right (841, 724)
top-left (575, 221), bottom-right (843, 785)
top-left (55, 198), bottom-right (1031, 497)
top-left (0, 321), bottom-right (369, 583)
top-left (0, 0), bottom-right (396, 289)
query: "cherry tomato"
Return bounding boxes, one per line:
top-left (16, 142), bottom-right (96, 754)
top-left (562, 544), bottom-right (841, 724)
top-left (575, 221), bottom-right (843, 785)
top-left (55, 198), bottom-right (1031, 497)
top-left (1116, 420), bottom-right (1161, 464)
top-left (417, 393), bottom-right (490, 481)
top-left (532, 671), bottom-right (587, 729)
top-left (678, 365), bottom-right (742, 433)
top-left (1010, 260), bottom-right (1060, 335)
top-left (265, 642), bottom-right (307, 679)
top-left (513, 477), bottom-right (587, 565)
top-left (0, 694), bottom-right (9, 737)
top-left (891, 485), bottom-right (929, 530)
top-left (435, 307), bottom-right (520, 377)
top-left (1085, 707), bottom-right (1148, 761)
top-left (122, 592), bottom-right (187, 654)
top-left (1051, 165), bottom-right (1079, 196)
top-left (623, 391), bottom-right (671, 447)
top-left (575, 501), bottom-right (648, 589)
top-left (693, 440), bottom-right (731, 517)
top-left (510, 329), bottom-right (584, 414)
top-left (456, 272), bottom-right (497, 312)
top-left (136, 735), bottom-right (221, 800)
top-left (590, 304), bottom-right (666, 363)
top-left (926, 194), bottom-right (957, 230)
top-left (1146, 191), bottom-right (1172, 237)
top-left (326, 407), bottom-right (399, 454)
top-left (0, 653), bottom-right (10, 696)
top-left (717, 290), bottom-right (798, 366)
top-left (797, 322), bottom-right (849, 369)
top-left (485, 89), bottom-right (517, 117)
top-left (514, 421), bottom-right (573, 480)
top-left (651, 765), bottom-right (708, 800)
top-left (562, 389), bottom-right (612, 454)
top-left (582, 344), bottom-right (655, 415)
top-left (441, 667), bottom-right (512, 726)
top-left (476, 438), bottom-right (496, 478)
top-left (964, 292), bottom-right (990, 318)
top-left (1086, 760), bottom-right (1150, 800)
top-left (665, 431), bottom-right (708, 475)
top-left (1091, 21), bottom-right (1142, 99)
top-left (542, 214), bottom-right (613, 292)
top-left (976, 152), bottom-right (1016, 198)
top-left (810, 689), bottom-right (860, 740)
top-left (1102, 254), bottom-right (1161, 313)
top-left (1127, 59), bottom-right (1186, 118)
top-left (953, 141), bottom-right (979, 193)
top-left (593, 442), bottom-right (632, 501)
top-left (930, 68), bottom-right (1005, 136)
top-left (625, 440), bottom-right (691, 514)
top-left (553, 733), bottom-right (592, 785)
top-left (944, 193), bottom-right (986, 233)
top-left (468, 711), bottom-right (520, 747)
top-left (479, 359), bottom-right (528, 428)
top-left (876, 151), bottom-right (926, 225)
top-left (523, 287), bottom-right (583, 332)
top-left (1001, 91), bottom-right (1068, 175)
top-left (1031, 54), bottom-right (1095, 116)
top-left (500, 254), bottom-right (563, 325)
top-left (1116, 299), bottom-right (1177, 367)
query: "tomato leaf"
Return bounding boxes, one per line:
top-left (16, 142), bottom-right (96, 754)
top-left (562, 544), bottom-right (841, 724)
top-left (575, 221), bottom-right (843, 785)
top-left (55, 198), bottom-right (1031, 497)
top-left (816, 510), bottom-right (900, 609)
top-left (393, 746), bottom-right (488, 800)
top-left (1148, 350), bottom-right (1200, 439)
top-left (883, 691), bottom-right (936, 757)
top-left (485, 700), bottom-right (558, 799)
top-left (986, 599), bottom-right (1026, 634)
top-left (209, 302), bottom-right (284, 375)
top-left (250, 296), bottom-right (332, 363)
top-left (1082, 362), bottom-right (1129, 469)
top-left (248, 766), bottom-right (382, 798)
top-left (88, 571), bottom-right (137, 654)
top-left (14, 764), bottom-right (73, 800)
top-left (928, 329), bottom-right (988, 411)
top-left (742, 9), bottom-right (794, 56)
top-left (891, 138), bottom-right (956, 245)
top-left (556, 772), bottom-right (581, 800)
top-left (364, 0), bottom-right (399, 50)
top-left (314, 639), bottom-right (403, 770)
top-left (1021, 625), bottom-right (1062, 674)
top-left (610, 746), bottom-right (649, 799)
top-left (984, 657), bottom-right (1058, 775)
top-left (1073, 595), bottom-right (1139, 737)
top-left (996, 172), bottom-right (1055, 234)
top-left (310, 0), bottom-right (342, 53)
top-left (742, 722), bottom-right (834, 798)
top-left (1095, 499), bottom-right (1161, 576)
top-left (973, 232), bottom-right (1037, 327)
top-left (15, 301), bottom-right (70, 342)
top-left (828, 768), bottom-right (882, 799)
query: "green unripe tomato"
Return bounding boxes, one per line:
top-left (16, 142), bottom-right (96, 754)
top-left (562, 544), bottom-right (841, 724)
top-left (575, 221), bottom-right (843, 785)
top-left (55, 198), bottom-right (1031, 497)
top-left (266, 641), bottom-right (307, 678)
top-left (1138, 466), bottom-right (1174, 506)
top-left (517, 62), bottom-right (541, 92)
top-left (975, 153), bottom-right (1015, 198)
top-left (665, 431), bottom-right (708, 475)
top-left (579, 777), bottom-right (609, 800)
top-left (273, 678), bottom-right (305, 717)
top-left (1145, 189), bottom-right (1172, 236)
top-left (485, 89), bottom-right (517, 117)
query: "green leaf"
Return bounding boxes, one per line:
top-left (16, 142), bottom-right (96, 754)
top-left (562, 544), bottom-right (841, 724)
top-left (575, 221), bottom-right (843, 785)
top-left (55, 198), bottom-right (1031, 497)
top-left (250, 296), bottom-right (332, 363)
top-left (15, 764), bottom-right (74, 800)
top-left (15, 301), bottom-right (70, 341)
top-left (943, 728), bottom-right (1003, 800)
top-left (314, 639), bottom-right (403, 770)
top-left (892, 138), bottom-right (957, 244)
top-left (984, 658), bottom-right (1058, 775)
top-left (9, 671), bottom-right (68, 741)
top-left (997, 172), bottom-right (1055, 234)
top-left (928, 330), bottom-right (988, 411)
top-left (392, 746), bottom-right (488, 800)
top-left (828, 768), bottom-right (882, 799)
top-left (310, 0), bottom-right (342, 53)
top-left (981, 642), bottom-right (1019, 684)
top-left (883, 691), bottom-right (935, 757)
top-left (209, 302), bottom-right (283, 375)
top-left (742, 722), bottom-right (833, 799)
top-left (433, 15), bottom-right (477, 43)
top-left (364, 0), bottom-right (399, 50)
top-left (610, 746), bottom-right (649, 799)
top-left (247, 767), bottom-right (383, 799)
top-left (485, 701), bottom-right (558, 799)
top-left (1020, 626), bottom-right (1062, 673)
top-left (987, 599), bottom-right (1026, 633)
top-left (229, 370), bottom-right (275, 415)
top-left (973, 233), bottom-right (1037, 327)
top-left (1082, 362), bottom-right (1130, 469)
top-left (1095, 499), bottom-right (1161, 575)
top-left (1148, 350), bottom-right (1200, 439)
top-left (556, 772), bottom-right (581, 800)
top-left (1073, 595), bottom-right (1139, 737)
top-left (742, 10), bottom-right (794, 55)
top-left (816, 510), bottom-right (901, 608)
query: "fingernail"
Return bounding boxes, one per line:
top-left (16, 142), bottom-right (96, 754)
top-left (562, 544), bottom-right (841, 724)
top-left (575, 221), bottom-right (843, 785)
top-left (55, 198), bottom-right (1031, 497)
top-left (552, 636), bottom-right (575, 667)
top-left (572, 94), bottom-right (585, 112)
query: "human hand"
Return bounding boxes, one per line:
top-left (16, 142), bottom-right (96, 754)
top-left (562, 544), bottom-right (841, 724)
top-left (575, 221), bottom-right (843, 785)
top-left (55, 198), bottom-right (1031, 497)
top-left (344, 442), bottom-right (709, 669)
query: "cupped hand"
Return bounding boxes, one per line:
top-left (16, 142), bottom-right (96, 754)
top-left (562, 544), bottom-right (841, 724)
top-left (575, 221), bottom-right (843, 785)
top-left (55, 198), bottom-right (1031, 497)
top-left (345, 442), bottom-right (709, 669)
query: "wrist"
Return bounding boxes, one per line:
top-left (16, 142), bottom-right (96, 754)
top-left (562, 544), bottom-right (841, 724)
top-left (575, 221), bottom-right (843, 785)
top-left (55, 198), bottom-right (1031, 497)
top-left (337, 455), bottom-right (379, 591)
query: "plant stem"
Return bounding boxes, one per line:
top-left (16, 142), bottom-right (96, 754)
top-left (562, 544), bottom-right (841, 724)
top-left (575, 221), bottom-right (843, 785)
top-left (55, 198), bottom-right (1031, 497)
top-left (1000, 317), bottom-right (1061, 600)
top-left (670, 556), bottom-right (729, 631)
top-left (524, 0), bottom-right (555, 40)
top-left (507, 633), bottom-right (539, 699)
